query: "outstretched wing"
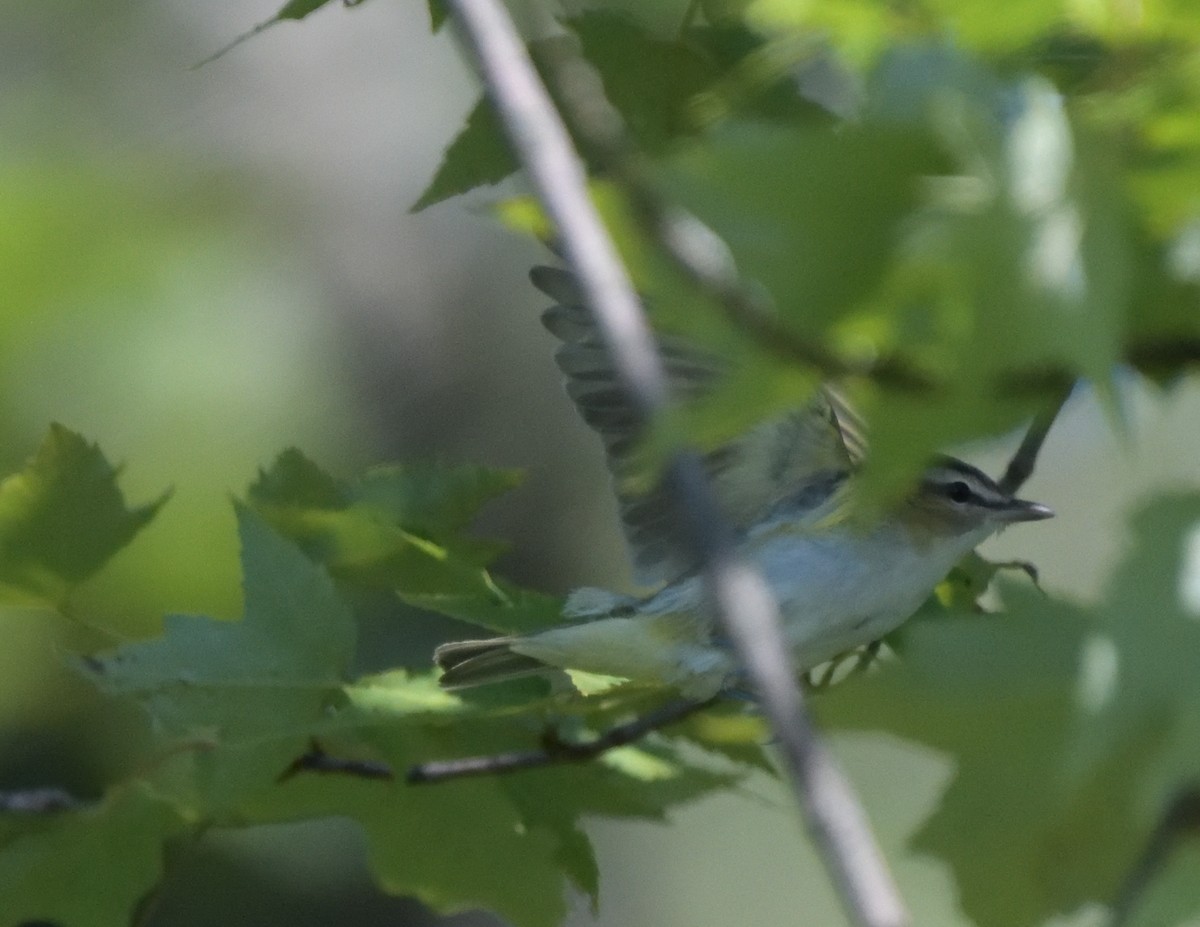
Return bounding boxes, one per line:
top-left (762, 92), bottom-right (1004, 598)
top-left (533, 265), bottom-right (861, 588)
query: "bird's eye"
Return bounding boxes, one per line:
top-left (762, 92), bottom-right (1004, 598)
top-left (946, 481), bottom-right (972, 504)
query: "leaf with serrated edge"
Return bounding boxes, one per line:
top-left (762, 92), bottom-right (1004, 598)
top-left (0, 424), bottom-right (168, 606)
top-left (82, 505), bottom-right (354, 742)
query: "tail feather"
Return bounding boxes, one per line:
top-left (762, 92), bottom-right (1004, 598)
top-left (434, 637), bottom-right (551, 690)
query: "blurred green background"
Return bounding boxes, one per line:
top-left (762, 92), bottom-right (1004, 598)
top-left (2, 2), bottom-right (1197, 926)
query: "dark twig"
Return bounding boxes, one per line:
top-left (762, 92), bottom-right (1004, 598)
top-left (1000, 382), bottom-right (1073, 494)
top-left (1110, 785), bottom-right (1200, 927)
top-left (408, 697), bottom-right (714, 784)
top-left (443, 3), bottom-right (909, 925)
top-left (279, 740), bottom-right (395, 783)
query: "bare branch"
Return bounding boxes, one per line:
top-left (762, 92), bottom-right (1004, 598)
top-left (1000, 382), bottom-right (1073, 494)
top-left (279, 741), bottom-right (395, 783)
top-left (408, 697), bottom-right (714, 784)
top-left (442, 3), bottom-right (909, 925)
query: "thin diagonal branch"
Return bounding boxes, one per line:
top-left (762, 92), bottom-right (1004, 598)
top-left (1000, 382), bottom-right (1073, 494)
top-left (442, 3), bottom-right (909, 925)
top-left (408, 697), bottom-right (714, 784)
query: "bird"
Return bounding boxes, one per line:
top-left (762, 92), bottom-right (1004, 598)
top-left (434, 266), bottom-right (1053, 700)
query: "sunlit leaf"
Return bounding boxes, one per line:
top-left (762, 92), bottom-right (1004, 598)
top-left (246, 448), bottom-right (521, 597)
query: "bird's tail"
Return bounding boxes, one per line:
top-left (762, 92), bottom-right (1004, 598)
top-left (434, 587), bottom-right (635, 690)
top-left (433, 637), bottom-right (553, 690)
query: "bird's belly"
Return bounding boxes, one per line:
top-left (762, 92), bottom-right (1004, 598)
top-left (752, 528), bottom-right (959, 670)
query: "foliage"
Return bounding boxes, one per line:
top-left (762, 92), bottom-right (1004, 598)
top-left (0, 433), bottom-right (746, 926)
top-left (3, 2), bottom-right (1200, 927)
top-left (0, 425), bottom-right (169, 608)
top-left (820, 495), bottom-right (1200, 927)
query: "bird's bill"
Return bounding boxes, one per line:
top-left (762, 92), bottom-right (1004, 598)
top-left (997, 498), bottom-right (1055, 523)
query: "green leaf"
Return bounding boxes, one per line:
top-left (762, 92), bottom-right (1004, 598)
top-left (414, 13), bottom-right (820, 211)
top-left (275, 0), bottom-right (338, 20)
top-left (246, 446), bottom-right (344, 509)
top-left (0, 787), bottom-right (187, 927)
top-left (1067, 496), bottom-right (1200, 831)
top-left (1127, 232), bottom-right (1200, 382)
top-left (354, 461), bottom-right (524, 534)
top-left (413, 98), bottom-right (518, 212)
top-left (400, 583), bottom-right (564, 635)
top-left (927, 549), bottom-right (1040, 612)
top-left (741, 0), bottom-right (1094, 61)
top-left (661, 120), bottom-right (945, 338)
top-left (239, 679), bottom-right (739, 927)
top-left (249, 448), bottom-right (521, 546)
top-left (196, 0), bottom-right (352, 68)
top-left (246, 449), bottom-right (546, 628)
top-left (248, 727), bottom-right (572, 927)
top-left (428, 0), bottom-right (448, 31)
top-left (818, 606), bottom-right (1093, 927)
top-left (82, 504), bottom-right (354, 744)
top-left (60, 475), bottom-right (750, 925)
top-left (817, 493), bottom-right (1200, 927)
top-left (1124, 842), bottom-right (1200, 927)
top-left (670, 702), bottom-right (774, 773)
top-left (573, 11), bottom-right (720, 150)
top-left (0, 424), bottom-right (168, 606)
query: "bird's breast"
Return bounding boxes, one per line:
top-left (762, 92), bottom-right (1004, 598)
top-left (746, 522), bottom-right (978, 669)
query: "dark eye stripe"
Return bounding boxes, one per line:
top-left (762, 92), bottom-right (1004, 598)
top-left (924, 474), bottom-right (1008, 509)
top-left (939, 482), bottom-right (1008, 509)
top-left (923, 458), bottom-right (1010, 508)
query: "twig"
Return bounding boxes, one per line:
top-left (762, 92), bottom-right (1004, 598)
top-left (1110, 785), bottom-right (1200, 927)
top-left (408, 697), bottom-right (714, 784)
top-left (279, 740), bottom-right (395, 783)
top-left (999, 382), bottom-right (1073, 494)
top-left (443, 3), bottom-right (909, 925)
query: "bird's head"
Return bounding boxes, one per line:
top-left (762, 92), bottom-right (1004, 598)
top-left (904, 457), bottom-right (1053, 540)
